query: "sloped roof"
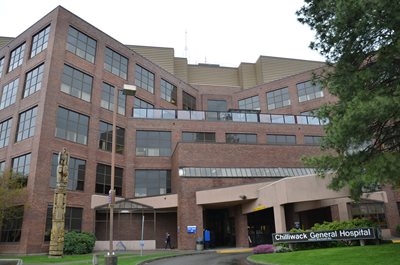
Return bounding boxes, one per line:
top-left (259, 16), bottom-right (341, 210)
top-left (0, 36), bottom-right (14, 49)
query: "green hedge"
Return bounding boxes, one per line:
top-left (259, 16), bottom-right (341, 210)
top-left (64, 231), bottom-right (96, 254)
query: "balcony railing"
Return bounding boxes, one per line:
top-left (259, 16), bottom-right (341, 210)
top-left (132, 108), bottom-right (327, 125)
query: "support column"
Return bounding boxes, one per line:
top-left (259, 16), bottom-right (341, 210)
top-left (337, 202), bottom-right (350, 221)
top-left (234, 206), bottom-right (248, 247)
top-left (273, 205), bottom-right (287, 233)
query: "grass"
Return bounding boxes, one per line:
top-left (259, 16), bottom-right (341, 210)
top-left (0, 251), bottom-right (177, 265)
top-left (248, 244), bottom-right (400, 265)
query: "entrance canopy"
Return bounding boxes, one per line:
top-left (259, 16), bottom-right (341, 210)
top-left (95, 199), bottom-right (154, 213)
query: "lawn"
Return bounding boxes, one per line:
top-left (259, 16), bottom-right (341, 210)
top-left (248, 244), bottom-right (400, 265)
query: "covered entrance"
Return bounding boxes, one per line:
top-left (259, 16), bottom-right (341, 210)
top-left (247, 208), bottom-right (275, 246)
top-left (203, 208), bottom-right (236, 248)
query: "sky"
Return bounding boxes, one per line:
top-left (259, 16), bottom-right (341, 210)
top-left (0, 0), bottom-right (325, 67)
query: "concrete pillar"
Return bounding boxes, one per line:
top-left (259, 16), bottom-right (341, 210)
top-left (234, 206), bottom-right (248, 247)
top-left (338, 202), bottom-right (350, 221)
top-left (273, 205), bottom-right (287, 233)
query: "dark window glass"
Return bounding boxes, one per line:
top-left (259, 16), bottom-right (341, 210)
top-left (226, 133), bottom-right (257, 144)
top-left (238, 96), bottom-right (260, 110)
top-left (266, 87), bottom-right (291, 110)
top-left (0, 118), bottom-right (12, 148)
top-left (8, 43), bottom-right (25, 72)
top-left (135, 64), bottom-right (154, 93)
top-left (44, 205), bottom-right (83, 241)
top-left (160, 79), bottom-right (177, 105)
top-left (136, 131), bottom-right (171, 156)
top-left (182, 132), bottom-right (215, 143)
top-left (304, 135), bottom-right (322, 145)
top-left (183, 91), bottom-right (196, 110)
top-left (55, 107), bottom-right (89, 145)
top-left (134, 97), bottom-right (154, 109)
top-left (66, 27), bottom-right (96, 63)
top-left (297, 80), bottom-right (323, 102)
top-left (0, 206), bottom-right (24, 242)
top-left (61, 65), bottom-right (93, 102)
top-left (104, 47), bottom-right (128, 79)
top-left (95, 164), bottom-right (123, 196)
top-left (207, 100), bottom-right (227, 111)
top-left (24, 63), bottom-right (44, 97)
top-left (16, 106), bottom-right (37, 141)
top-left (100, 82), bottom-right (126, 115)
top-left (267, 134), bottom-right (296, 145)
top-left (50, 153), bottom-right (85, 191)
top-left (135, 170), bottom-right (171, 197)
top-left (351, 202), bottom-right (387, 228)
top-left (98, 121), bottom-right (125, 154)
top-left (31, 25), bottom-right (50, 58)
top-left (1, 78), bottom-right (19, 110)
top-left (12, 153), bottom-right (31, 177)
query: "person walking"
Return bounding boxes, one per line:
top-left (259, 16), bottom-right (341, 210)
top-left (165, 232), bottom-right (172, 249)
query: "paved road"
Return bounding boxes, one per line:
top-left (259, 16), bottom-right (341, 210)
top-left (144, 252), bottom-right (252, 265)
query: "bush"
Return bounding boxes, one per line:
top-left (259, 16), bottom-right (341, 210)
top-left (253, 244), bottom-right (275, 254)
top-left (64, 231), bottom-right (96, 254)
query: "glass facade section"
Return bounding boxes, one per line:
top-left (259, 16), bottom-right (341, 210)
top-left (134, 97), bottom-right (154, 109)
top-left (238, 95), bottom-right (260, 110)
top-left (44, 205), bottom-right (82, 241)
top-left (55, 107), bottom-right (89, 145)
top-left (267, 134), bottom-right (296, 145)
top-left (0, 118), bottom-right (12, 148)
top-left (101, 82), bottom-right (126, 115)
top-left (182, 132), bottom-right (216, 143)
top-left (304, 135), bottom-right (322, 145)
top-left (16, 106), bottom-right (37, 142)
top-left (50, 154), bottom-right (85, 191)
top-left (266, 87), bottom-right (291, 110)
top-left (226, 133), bottom-right (257, 144)
top-left (351, 201), bottom-right (387, 228)
top-left (66, 27), bottom-right (96, 63)
top-left (135, 170), bottom-right (171, 197)
top-left (183, 91), bottom-right (196, 110)
top-left (61, 65), bottom-right (93, 102)
top-left (104, 47), bottom-right (128, 79)
top-left (24, 63), bottom-right (44, 97)
top-left (0, 206), bottom-right (24, 242)
top-left (135, 64), bottom-right (154, 93)
top-left (1, 78), bottom-right (19, 110)
top-left (160, 79), bottom-right (177, 105)
top-left (98, 121), bottom-right (125, 154)
top-left (8, 43), bottom-right (25, 72)
top-left (95, 164), bottom-right (123, 196)
top-left (297, 80), bottom-right (324, 102)
top-left (31, 25), bottom-right (50, 58)
top-left (136, 131), bottom-right (171, 156)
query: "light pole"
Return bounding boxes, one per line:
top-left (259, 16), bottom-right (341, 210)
top-left (105, 84), bottom-right (136, 265)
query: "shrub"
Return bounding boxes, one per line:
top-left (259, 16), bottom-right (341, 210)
top-left (253, 244), bottom-right (275, 254)
top-left (64, 231), bottom-right (96, 254)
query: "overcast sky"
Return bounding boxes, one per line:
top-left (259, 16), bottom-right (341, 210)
top-left (0, 0), bottom-right (324, 67)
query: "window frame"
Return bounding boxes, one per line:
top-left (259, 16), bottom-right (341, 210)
top-left (30, 25), bottom-right (51, 58)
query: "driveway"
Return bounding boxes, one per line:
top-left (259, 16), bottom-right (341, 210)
top-left (144, 252), bottom-right (252, 265)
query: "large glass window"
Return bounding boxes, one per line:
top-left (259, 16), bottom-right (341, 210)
top-left (31, 25), bottom-right (50, 58)
top-left (182, 132), bottom-right (216, 143)
top-left (135, 170), bottom-right (171, 197)
top-left (226, 133), bottom-right (257, 144)
top-left (134, 97), bottom-right (154, 109)
top-left (136, 131), bottom-right (171, 156)
top-left (0, 57), bottom-right (4, 78)
top-left (55, 107), bottom-right (89, 145)
top-left (1, 78), bottom-right (19, 110)
top-left (16, 106), bottom-right (37, 142)
top-left (0, 118), bottom-right (12, 148)
top-left (135, 64), bottom-right (154, 93)
top-left (24, 63), bottom-right (44, 98)
top-left (266, 87), bottom-right (291, 110)
top-left (297, 80), bottom-right (323, 102)
top-left (183, 91), bottom-right (196, 110)
top-left (61, 65), bottom-right (93, 102)
top-left (100, 83), bottom-right (125, 115)
top-left (66, 27), bottom-right (96, 63)
top-left (238, 95), bottom-right (260, 110)
top-left (8, 43), bottom-right (25, 72)
top-left (95, 164), bottom-right (123, 196)
top-left (267, 134), bottom-right (296, 145)
top-left (50, 154), bottom-right (85, 191)
top-left (44, 205), bottom-right (82, 241)
top-left (0, 206), bottom-right (24, 242)
top-left (304, 135), bottom-right (322, 145)
top-left (161, 79), bottom-right (177, 105)
top-left (351, 201), bottom-right (387, 228)
top-left (12, 153), bottom-right (31, 178)
top-left (104, 47), bottom-right (128, 79)
top-left (98, 121), bottom-right (125, 154)
top-left (207, 99), bottom-right (227, 111)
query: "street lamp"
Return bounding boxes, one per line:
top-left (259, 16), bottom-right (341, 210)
top-left (105, 84), bottom-right (136, 265)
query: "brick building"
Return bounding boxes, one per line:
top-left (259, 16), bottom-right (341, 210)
top-left (0, 6), bottom-right (398, 254)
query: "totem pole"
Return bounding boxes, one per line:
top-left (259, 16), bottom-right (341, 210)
top-left (49, 148), bottom-right (70, 257)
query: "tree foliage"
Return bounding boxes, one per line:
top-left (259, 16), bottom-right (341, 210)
top-left (297, 0), bottom-right (400, 198)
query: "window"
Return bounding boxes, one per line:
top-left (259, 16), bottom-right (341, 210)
top-left (95, 164), bottom-right (123, 196)
top-left (104, 47), bottom-right (128, 79)
top-left (98, 121), bottom-right (125, 154)
top-left (61, 65), bottom-right (93, 102)
top-left (55, 107), bottom-right (89, 145)
top-left (351, 201), bottom-right (387, 228)
top-left (0, 206), bottom-right (24, 242)
top-left (297, 80), bottom-right (323, 102)
top-left (267, 134), bottom-right (296, 145)
top-left (135, 64), bottom-right (154, 93)
top-left (16, 106), bottom-right (37, 142)
top-left (266, 87), bottom-right (291, 110)
top-left (304, 135), bottom-right (322, 145)
top-left (161, 79), bottom-right (177, 105)
top-left (136, 131), bottom-right (171, 156)
top-left (8, 43), bottom-right (25, 72)
top-left (100, 83), bottom-right (125, 115)
top-left (44, 205), bottom-right (82, 241)
top-left (50, 154), bottom-right (85, 191)
top-left (134, 97), bottom-right (154, 109)
top-left (183, 91), bottom-right (196, 110)
top-left (0, 78), bottom-right (19, 110)
top-left (0, 161), bottom-right (5, 173)
top-left (207, 100), bottom-right (227, 111)
top-left (0, 57), bottom-right (4, 78)
top-left (24, 63), bottom-right (44, 97)
top-left (66, 27), bottom-right (96, 63)
top-left (182, 132), bottom-right (216, 143)
top-left (238, 95), bottom-right (260, 110)
top-left (135, 170), bottom-right (171, 197)
top-left (226, 133), bottom-right (257, 144)
top-left (12, 153), bottom-right (31, 177)
top-left (0, 118), bottom-right (12, 148)
top-left (31, 25), bottom-right (50, 58)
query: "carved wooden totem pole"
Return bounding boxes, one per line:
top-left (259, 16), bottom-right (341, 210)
top-left (49, 148), bottom-right (70, 257)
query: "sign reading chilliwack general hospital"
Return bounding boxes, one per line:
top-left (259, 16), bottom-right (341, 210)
top-left (272, 228), bottom-right (376, 244)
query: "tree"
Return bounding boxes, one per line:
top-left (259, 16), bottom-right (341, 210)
top-left (296, 0), bottom-right (400, 198)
